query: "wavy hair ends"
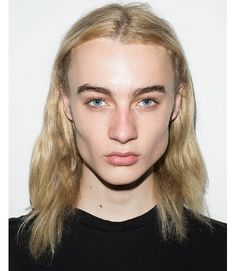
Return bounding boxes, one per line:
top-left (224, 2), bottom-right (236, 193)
top-left (19, 2), bottom-right (208, 260)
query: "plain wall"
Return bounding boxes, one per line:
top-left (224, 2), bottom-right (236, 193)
top-left (9, 0), bottom-right (226, 222)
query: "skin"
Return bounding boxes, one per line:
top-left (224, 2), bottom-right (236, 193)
top-left (62, 38), bottom-right (182, 221)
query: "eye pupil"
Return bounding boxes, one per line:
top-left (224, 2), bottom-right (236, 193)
top-left (91, 99), bottom-right (103, 106)
top-left (143, 99), bottom-right (151, 105)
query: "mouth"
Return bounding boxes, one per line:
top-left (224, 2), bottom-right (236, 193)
top-left (104, 152), bottom-right (140, 166)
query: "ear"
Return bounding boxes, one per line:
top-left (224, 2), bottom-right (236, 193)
top-left (171, 83), bottom-right (184, 121)
top-left (60, 90), bottom-right (73, 121)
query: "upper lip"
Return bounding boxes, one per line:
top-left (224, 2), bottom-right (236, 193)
top-left (105, 152), bottom-right (140, 157)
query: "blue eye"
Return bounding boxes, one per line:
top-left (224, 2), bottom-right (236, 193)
top-left (140, 99), bottom-right (156, 107)
top-left (86, 97), bottom-right (158, 110)
top-left (89, 99), bottom-right (104, 107)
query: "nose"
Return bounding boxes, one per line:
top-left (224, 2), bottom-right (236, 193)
top-left (108, 108), bottom-right (138, 143)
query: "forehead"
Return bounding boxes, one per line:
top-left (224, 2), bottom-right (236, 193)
top-left (68, 38), bottom-right (175, 92)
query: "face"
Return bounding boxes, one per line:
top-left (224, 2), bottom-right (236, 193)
top-left (62, 38), bottom-right (182, 186)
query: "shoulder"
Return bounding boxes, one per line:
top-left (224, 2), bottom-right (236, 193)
top-left (183, 210), bottom-right (227, 270)
top-left (9, 215), bottom-right (31, 244)
top-left (9, 216), bottom-right (35, 271)
top-left (9, 216), bottom-right (25, 234)
top-left (184, 210), bottom-right (226, 243)
top-left (9, 216), bottom-right (26, 247)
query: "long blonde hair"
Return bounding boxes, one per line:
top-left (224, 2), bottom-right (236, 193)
top-left (19, 3), bottom-right (208, 259)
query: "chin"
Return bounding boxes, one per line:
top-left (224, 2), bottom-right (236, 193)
top-left (105, 177), bottom-right (137, 186)
top-left (97, 167), bottom-right (152, 189)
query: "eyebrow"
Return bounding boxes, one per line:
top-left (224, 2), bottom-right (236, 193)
top-left (77, 83), bottom-right (166, 97)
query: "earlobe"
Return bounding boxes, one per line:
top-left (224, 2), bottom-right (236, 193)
top-left (60, 90), bottom-right (73, 122)
top-left (171, 84), bottom-right (184, 121)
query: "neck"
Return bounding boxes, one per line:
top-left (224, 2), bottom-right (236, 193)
top-left (76, 166), bottom-right (157, 221)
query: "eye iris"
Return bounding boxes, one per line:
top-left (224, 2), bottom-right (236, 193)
top-left (143, 99), bottom-right (151, 105)
top-left (93, 99), bottom-right (102, 106)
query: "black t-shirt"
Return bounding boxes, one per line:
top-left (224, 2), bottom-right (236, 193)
top-left (9, 206), bottom-right (227, 271)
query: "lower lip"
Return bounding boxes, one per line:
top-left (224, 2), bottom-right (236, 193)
top-left (105, 155), bottom-right (139, 166)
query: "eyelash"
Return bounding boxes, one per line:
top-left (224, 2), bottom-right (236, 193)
top-left (84, 96), bottom-right (160, 110)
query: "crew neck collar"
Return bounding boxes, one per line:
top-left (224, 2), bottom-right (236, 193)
top-left (74, 206), bottom-right (158, 232)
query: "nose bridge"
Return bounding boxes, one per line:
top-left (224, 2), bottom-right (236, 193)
top-left (108, 107), bottom-right (138, 143)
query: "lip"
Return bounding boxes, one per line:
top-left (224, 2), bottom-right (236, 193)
top-left (105, 152), bottom-right (139, 157)
top-left (105, 152), bottom-right (140, 166)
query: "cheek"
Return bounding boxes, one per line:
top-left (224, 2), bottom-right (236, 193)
top-left (140, 111), bottom-right (171, 161)
top-left (144, 124), bottom-right (169, 156)
top-left (144, 131), bottom-right (169, 169)
top-left (73, 113), bottom-right (107, 157)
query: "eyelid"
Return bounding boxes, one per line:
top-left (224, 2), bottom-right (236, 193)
top-left (139, 96), bottom-right (160, 101)
top-left (84, 96), bottom-right (109, 110)
top-left (135, 97), bottom-right (160, 110)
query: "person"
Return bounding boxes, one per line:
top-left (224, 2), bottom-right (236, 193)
top-left (9, 3), bottom-right (226, 271)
